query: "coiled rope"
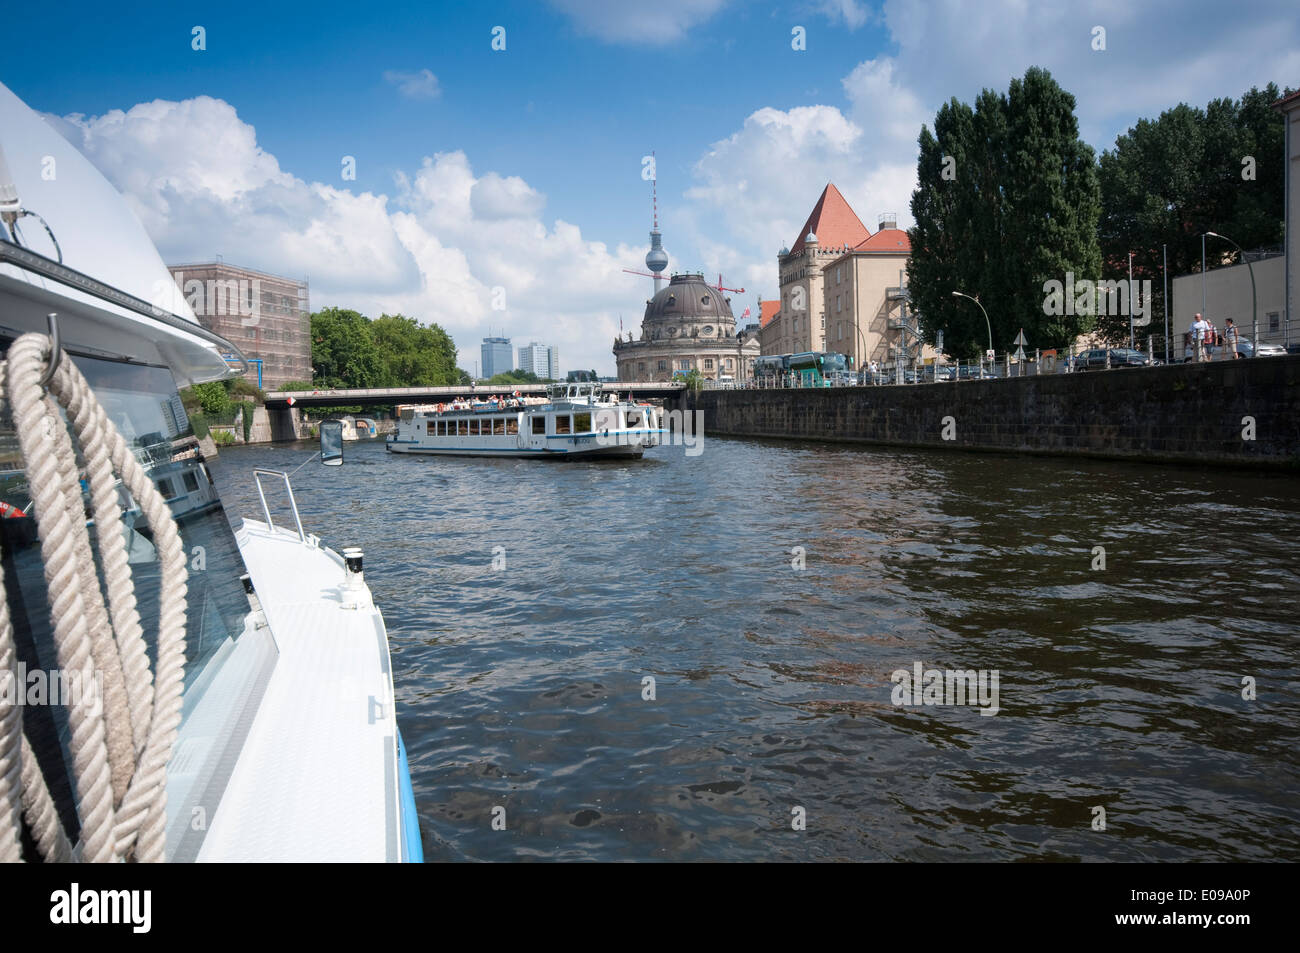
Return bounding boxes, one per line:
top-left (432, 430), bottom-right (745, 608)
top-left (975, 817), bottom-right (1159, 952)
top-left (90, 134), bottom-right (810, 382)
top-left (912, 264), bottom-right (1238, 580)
top-left (0, 332), bottom-right (187, 862)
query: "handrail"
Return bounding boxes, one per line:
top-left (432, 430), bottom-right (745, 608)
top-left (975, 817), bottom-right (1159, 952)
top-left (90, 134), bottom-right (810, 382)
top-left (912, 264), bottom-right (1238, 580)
top-left (252, 468), bottom-right (306, 543)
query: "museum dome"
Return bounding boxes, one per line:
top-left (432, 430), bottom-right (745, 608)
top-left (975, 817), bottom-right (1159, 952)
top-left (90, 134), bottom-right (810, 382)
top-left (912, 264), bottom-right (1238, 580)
top-left (642, 273), bottom-right (735, 330)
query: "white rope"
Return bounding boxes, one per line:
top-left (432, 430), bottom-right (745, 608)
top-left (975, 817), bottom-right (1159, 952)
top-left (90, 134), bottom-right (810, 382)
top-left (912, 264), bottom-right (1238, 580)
top-left (0, 332), bottom-right (188, 862)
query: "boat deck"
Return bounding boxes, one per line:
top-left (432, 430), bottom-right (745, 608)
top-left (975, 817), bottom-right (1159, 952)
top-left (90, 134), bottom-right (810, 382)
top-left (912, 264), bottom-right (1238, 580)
top-left (196, 519), bottom-right (404, 861)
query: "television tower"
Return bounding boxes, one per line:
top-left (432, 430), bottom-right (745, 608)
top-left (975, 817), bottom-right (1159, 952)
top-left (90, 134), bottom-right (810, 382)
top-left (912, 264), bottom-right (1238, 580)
top-left (644, 151), bottom-right (668, 294)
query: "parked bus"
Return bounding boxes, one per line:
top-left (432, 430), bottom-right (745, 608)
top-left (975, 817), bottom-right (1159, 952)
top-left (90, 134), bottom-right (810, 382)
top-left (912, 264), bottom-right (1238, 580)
top-left (787, 351), bottom-right (851, 387)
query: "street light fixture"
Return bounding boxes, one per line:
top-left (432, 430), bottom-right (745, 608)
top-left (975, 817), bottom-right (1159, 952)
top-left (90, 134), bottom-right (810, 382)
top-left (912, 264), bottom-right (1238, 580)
top-left (1205, 231), bottom-right (1257, 352)
top-left (952, 290), bottom-right (994, 374)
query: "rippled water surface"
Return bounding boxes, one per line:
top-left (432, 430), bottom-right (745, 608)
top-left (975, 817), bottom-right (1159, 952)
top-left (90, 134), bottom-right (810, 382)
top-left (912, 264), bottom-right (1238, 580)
top-left (211, 436), bottom-right (1300, 861)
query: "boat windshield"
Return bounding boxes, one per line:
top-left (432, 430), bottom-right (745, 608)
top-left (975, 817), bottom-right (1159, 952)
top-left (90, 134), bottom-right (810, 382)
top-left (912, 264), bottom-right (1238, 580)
top-left (0, 343), bottom-right (262, 857)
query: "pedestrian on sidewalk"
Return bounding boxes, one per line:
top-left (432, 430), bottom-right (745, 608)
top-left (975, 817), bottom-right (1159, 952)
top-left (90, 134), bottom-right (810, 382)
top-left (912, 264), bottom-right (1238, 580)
top-left (1225, 317), bottom-right (1241, 358)
top-left (1189, 313), bottom-right (1210, 362)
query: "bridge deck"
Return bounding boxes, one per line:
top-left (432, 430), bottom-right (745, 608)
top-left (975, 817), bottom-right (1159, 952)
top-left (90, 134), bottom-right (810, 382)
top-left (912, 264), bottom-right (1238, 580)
top-left (264, 382), bottom-right (685, 407)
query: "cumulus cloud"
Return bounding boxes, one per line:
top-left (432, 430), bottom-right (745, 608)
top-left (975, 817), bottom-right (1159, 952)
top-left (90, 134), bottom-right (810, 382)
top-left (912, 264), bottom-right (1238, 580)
top-left (49, 96), bottom-right (645, 373)
top-left (547, 0), bottom-right (728, 44)
top-left (383, 68), bottom-right (441, 100)
top-left (678, 0), bottom-right (1299, 301)
top-left (812, 0), bottom-right (870, 30)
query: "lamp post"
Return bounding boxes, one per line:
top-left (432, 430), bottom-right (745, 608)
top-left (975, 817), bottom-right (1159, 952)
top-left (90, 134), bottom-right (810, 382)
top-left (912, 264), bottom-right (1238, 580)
top-left (952, 290), bottom-right (993, 375)
top-left (1206, 231), bottom-right (1257, 352)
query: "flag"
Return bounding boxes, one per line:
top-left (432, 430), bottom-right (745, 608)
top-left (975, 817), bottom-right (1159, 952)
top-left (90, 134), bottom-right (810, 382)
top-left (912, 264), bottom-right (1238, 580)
top-left (741, 307), bottom-right (751, 319)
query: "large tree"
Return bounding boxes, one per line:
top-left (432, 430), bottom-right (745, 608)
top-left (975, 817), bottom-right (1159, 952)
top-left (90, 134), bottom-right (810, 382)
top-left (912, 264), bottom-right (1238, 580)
top-left (309, 307), bottom-right (461, 388)
top-left (1096, 83), bottom-right (1289, 343)
top-left (310, 307), bottom-right (383, 388)
top-left (909, 67), bottom-right (1102, 358)
top-left (370, 313), bottom-right (460, 386)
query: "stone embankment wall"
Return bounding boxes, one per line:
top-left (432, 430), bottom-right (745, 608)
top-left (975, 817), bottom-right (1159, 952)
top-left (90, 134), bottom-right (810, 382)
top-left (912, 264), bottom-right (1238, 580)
top-left (690, 356), bottom-right (1300, 468)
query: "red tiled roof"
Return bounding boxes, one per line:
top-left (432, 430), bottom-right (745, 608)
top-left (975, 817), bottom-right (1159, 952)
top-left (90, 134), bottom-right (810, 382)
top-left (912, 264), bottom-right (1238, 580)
top-left (788, 183), bottom-right (870, 255)
top-left (855, 228), bottom-right (911, 253)
top-left (1272, 88), bottom-right (1300, 111)
top-left (759, 299), bottom-right (780, 328)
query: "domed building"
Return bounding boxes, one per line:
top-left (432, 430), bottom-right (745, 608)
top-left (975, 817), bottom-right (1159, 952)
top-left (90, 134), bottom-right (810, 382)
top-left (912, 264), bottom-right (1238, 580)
top-left (614, 272), bottom-right (760, 382)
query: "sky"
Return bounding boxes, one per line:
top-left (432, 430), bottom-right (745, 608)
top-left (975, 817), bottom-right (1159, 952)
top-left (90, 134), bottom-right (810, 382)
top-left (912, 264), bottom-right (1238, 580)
top-left (4, 0), bottom-right (1298, 375)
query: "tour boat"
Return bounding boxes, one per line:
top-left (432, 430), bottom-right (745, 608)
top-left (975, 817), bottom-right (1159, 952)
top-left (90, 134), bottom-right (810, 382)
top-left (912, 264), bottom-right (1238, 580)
top-left (387, 382), bottom-right (664, 458)
top-left (0, 81), bottom-right (422, 862)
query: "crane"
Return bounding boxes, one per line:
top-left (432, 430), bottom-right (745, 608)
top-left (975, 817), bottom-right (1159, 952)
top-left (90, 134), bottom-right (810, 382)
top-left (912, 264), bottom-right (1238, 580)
top-left (621, 269), bottom-right (745, 294)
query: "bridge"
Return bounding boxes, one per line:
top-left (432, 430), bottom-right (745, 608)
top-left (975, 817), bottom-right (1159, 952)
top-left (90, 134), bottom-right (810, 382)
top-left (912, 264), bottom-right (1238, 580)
top-left (263, 381), bottom-right (685, 408)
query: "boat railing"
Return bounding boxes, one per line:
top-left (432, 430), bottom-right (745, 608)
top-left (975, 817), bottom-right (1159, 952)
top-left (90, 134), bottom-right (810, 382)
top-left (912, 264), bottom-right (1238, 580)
top-left (253, 468), bottom-right (307, 543)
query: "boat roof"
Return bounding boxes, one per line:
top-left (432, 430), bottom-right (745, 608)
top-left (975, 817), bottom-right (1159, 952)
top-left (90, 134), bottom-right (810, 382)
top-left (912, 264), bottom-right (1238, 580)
top-left (0, 81), bottom-right (240, 385)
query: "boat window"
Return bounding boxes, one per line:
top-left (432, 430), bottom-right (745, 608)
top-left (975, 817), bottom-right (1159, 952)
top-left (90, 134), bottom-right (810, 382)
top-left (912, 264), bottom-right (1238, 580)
top-left (627, 410), bottom-right (642, 428)
top-left (555, 414), bottom-right (572, 435)
top-left (506, 418), bottom-right (519, 435)
top-left (456, 419), bottom-right (467, 436)
top-left (426, 420), bottom-right (436, 435)
top-left (154, 477), bottom-right (178, 502)
top-left (493, 418), bottom-right (505, 435)
top-left (573, 412), bottom-right (591, 433)
top-left (531, 416), bottom-right (545, 435)
top-left (0, 345), bottom-right (263, 862)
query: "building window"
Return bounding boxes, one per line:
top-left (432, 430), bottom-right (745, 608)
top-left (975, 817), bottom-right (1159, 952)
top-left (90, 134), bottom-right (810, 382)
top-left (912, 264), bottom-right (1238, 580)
top-left (836, 294), bottom-right (842, 313)
top-left (704, 358), bottom-right (714, 370)
top-left (638, 362), bottom-right (646, 372)
top-left (1269, 312), bottom-right (1280, 332)
top-left (725, 358), bottom-right (733, 369)
top-left (837, 323), bottom-right (843, 341)
top-left (657, 360), bottom-right (666, 371)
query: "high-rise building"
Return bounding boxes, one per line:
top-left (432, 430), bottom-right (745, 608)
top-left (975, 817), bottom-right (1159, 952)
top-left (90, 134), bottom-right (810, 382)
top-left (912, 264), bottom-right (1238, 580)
top-left (517, 341), bottom-right (558, 380)
top-left (168, 261), bottom-right (310, 389)
top-left (480, 336), bottom-right (512, 378)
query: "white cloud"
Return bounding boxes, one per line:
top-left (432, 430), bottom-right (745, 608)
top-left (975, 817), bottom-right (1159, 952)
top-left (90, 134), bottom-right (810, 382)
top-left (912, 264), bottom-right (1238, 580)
top-left (547, 0), bottom-right (729, 44)
top-left (812, 0), bottom-right (870, 30)
top-left (50, 96), bottom-right (646, 374)
top-left (679, 54), bottom-right (926, 300)
top-left (679, 0), bottom-right (1300, 302)
top-left (383, 68), bottom-right (441, 100)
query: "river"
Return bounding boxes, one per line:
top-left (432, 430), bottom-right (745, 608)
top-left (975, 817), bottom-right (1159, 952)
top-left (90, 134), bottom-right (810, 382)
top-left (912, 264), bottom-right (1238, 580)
top-left (210, 436), bottom-right (1300, 861)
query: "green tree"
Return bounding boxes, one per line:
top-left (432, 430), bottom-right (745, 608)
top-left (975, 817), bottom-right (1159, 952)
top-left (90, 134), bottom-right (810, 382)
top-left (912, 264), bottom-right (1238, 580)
top-left (371, 313), bottom-right (460, 386)
top-left (909, 67), bottom-right (1102, 358)
top-left (310, 307), bottom-right (383, 388)
top-left (1097, 83), bottom-right (1289, 343)
top-left (188, 381), bottom-right (232, 415)
top-left (487, 370), bottom-right (541, 385)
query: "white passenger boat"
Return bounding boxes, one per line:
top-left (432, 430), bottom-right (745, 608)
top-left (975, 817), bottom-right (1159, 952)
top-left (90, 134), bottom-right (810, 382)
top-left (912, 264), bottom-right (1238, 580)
top-left (0, 81), bottom-right (422, 862)
top-left (387, 382), bottom-right (664, 458)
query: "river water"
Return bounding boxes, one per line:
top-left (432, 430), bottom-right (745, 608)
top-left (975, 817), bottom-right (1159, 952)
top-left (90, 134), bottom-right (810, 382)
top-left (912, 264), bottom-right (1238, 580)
top-left (211, 436), bottom-right (1300, 862)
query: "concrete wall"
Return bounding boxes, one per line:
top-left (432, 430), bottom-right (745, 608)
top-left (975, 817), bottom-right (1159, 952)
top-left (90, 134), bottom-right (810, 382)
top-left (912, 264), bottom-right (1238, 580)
top-left (691, 356), bottom-right (1300, 468)
top-left (1172, 255), bottom-right (1287, 356)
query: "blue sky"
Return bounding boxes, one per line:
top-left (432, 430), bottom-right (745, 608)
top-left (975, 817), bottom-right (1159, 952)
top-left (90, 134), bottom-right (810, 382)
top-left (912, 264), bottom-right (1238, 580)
top-left (4, 1), bottom-right (1297, 373)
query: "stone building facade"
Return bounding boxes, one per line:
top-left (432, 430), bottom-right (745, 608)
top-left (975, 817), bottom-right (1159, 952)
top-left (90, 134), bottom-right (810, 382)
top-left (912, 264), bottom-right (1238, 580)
top-left (614, 273), bottom-right (761, 382)
top-left (168, 260), bottom-right (310, 389)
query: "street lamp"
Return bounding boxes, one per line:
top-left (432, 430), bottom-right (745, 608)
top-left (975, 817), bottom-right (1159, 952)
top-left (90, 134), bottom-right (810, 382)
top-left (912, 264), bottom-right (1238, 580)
top-left (1205, 231), bottom-right (1257, 351)
top-left (952, 290), bottom-right (993, 374)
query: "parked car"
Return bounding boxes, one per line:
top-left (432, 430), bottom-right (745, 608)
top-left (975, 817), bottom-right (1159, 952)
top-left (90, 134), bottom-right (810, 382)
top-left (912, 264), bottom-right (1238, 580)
top-left (956, 365), bottom-right (996, 380)
top-left (1077, 347), bottom-right (1154, 370)
top-left (919, 365), bottom-right (956, 383)
top-left (1254, 342), bottom-right (1287, 357)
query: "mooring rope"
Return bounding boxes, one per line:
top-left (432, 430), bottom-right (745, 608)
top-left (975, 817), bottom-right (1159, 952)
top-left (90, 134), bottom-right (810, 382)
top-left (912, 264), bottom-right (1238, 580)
top-left (0, 332), bottom-right (187, 862)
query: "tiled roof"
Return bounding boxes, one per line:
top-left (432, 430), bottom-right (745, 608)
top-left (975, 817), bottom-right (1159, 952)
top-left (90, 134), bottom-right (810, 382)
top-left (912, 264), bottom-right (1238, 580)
top-left (788, 184), bottom-right (870, 255)
top-left (1272, 88), bottom-right (1300, 111)
top-left (855, 228), bottom-right (911, 253)
top-left (759, 299), bottom-right (780, 328)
